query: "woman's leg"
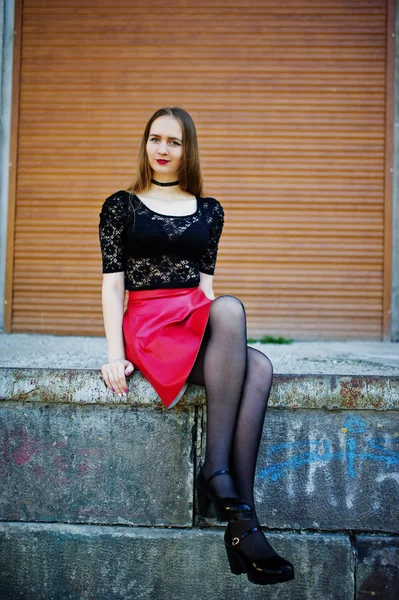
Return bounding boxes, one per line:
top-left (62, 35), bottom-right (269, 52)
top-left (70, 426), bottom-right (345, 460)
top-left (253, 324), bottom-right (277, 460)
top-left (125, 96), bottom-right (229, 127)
top-left (187, 294), bottom-right (248, 498)
top-left (188, 301), bottom-right (276, 559)
top-left (227, 347), bottom-right (277, 560)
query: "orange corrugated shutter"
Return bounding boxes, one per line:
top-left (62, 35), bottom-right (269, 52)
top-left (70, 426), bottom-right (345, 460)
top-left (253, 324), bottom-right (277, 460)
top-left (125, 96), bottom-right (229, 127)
top-left (10, 0), bottom-right (390, 339)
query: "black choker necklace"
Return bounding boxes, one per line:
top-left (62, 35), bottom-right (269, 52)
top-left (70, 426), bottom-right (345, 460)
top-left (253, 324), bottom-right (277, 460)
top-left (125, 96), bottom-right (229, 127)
top-left (151, 178), bottom-right (179, 189)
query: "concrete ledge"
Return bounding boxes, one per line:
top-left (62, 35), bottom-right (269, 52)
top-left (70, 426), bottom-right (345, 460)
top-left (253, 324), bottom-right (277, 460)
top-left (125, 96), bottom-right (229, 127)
top-left (2, 334), bottom-right (398, 375)
top-left (0, 523), bottom-right (354, 600)
top-left (1, 368), bottom-right (398, 410)
top-left (0, 403), bottom-right (195, 527)
top-left (355, 535), bottom-right (399, 600)
top-left (2, 398), bottom-right (397, 532)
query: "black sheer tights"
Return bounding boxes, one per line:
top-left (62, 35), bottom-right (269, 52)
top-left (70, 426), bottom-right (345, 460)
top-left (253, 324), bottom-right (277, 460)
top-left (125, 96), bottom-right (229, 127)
top-left (187, 295), bottom-right (277, 560)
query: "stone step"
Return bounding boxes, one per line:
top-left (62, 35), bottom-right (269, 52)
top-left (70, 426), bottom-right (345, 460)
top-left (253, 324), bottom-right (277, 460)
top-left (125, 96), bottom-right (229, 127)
top-left (0, 523), bottom-right (354, 600)
top-left (1, 523), bottom-right (398, 600)
top-left (1, 367), bottom-right (398, 409)
top-left (0, 366), bottom-right (398, 599)
top-left (0, 369), bottom-right (398, 532)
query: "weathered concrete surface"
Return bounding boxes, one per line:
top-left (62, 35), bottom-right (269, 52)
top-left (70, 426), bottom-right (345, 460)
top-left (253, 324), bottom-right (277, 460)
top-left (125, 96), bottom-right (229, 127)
top-left (1, 376), bottom-right (398, 532)
top-left (0, 368), bottom-right (168, 407)
top-left (0, 523), bottom-right (354, 600)
top-left (355, 535), bottom-right (399, 600)
top-left (1, 368), bottom-right (398, 410)
top-left (0, 403), bottom-right (194, 527)
top-left (1, 333), bottom-right (399, 375)
top-left (271, 374), bottom-right (399, 410)
top-left (2, 398), bottom-right (397, 532)
top-left (198, 408), bottom-right (399, 533)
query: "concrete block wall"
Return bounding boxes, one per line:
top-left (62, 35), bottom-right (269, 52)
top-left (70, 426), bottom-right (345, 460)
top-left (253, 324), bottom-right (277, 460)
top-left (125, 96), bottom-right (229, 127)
top-left (0, 368), bottom-right (398, 599)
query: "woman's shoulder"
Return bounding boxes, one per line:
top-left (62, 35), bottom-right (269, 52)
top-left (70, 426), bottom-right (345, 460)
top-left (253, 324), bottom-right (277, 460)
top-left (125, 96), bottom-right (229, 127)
top-left (103, 189), bottom-right (131, 207)
top-left (199, 195), bottom-right (224, 221)
top-left (100, 189), bottom-right (133, 217)
top-left (199, 195), bottom-right (223, 209)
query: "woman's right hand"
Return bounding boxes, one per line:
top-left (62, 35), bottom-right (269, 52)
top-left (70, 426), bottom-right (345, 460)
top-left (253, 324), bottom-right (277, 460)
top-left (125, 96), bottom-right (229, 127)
top-left (101, 359), bottom-right (134, 397)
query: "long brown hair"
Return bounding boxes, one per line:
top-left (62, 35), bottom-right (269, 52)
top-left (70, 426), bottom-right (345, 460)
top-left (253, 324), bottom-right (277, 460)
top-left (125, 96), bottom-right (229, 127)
top-left (127, 107), bottom-right (203, 197)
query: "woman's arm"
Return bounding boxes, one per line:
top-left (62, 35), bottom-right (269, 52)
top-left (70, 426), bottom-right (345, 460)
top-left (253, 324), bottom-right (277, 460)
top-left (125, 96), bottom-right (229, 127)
top-left (198, 199), bottom-right (224, 299)
top-left (102, 272), bottom-right (126, 361)
top-left (199, 272), bottom-right (215, 300)
top-left (101, 272), bottom-right (133, 396)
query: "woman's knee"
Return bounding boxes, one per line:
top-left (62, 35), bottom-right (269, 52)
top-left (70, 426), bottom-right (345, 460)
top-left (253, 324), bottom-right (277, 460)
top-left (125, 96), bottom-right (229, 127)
top-left (210, 294), bottom-right (246, 322)
top-left (247, 347), bottom-right (273, 387)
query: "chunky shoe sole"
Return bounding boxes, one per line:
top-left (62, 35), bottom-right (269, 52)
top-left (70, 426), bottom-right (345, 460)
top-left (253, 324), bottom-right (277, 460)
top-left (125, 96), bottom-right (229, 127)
top-left (224, 526), bottom-right (295, 585)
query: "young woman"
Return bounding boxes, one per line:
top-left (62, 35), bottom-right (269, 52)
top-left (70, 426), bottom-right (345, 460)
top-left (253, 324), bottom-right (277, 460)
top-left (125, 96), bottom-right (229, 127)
top-left (99, 107), bottom-right (295, 586)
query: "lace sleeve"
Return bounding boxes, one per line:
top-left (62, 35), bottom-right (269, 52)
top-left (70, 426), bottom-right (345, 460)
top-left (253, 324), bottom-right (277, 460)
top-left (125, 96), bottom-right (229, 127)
top-left (199, 199), bottom-right (224, 275)
top-left (99, 194), bottom-right (127, 273)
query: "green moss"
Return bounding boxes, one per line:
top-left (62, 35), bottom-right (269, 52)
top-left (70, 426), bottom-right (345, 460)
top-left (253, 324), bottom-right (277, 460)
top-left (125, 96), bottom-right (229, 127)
top-left (247, 335), bottom-right (294, 344)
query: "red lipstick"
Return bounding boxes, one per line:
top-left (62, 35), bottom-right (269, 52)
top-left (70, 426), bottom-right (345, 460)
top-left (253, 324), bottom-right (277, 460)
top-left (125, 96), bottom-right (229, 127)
top-left (156, 159), bottom-right (169, 165)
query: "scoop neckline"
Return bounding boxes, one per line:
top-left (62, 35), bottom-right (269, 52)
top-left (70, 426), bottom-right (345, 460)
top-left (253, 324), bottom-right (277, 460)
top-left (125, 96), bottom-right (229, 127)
top-left (131, 192), bottom-right (200, 218)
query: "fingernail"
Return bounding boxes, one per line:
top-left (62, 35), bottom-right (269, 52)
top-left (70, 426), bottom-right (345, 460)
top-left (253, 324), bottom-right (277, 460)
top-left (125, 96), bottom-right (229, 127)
top-left (111, 388), bottom-right (115, 392)
top-left (122, 392), bottom-right (127, 397)
top-left (118, 393), bottom-right (122, 398)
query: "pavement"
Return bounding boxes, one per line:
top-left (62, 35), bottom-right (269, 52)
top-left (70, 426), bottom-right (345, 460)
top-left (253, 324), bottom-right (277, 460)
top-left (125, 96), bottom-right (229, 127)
top-left (0, 333), bottom-right (398, 375)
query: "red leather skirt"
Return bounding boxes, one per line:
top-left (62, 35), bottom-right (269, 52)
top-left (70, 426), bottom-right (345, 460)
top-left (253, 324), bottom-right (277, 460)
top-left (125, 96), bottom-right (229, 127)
top-left (122, 286), bottom-right (212, 409)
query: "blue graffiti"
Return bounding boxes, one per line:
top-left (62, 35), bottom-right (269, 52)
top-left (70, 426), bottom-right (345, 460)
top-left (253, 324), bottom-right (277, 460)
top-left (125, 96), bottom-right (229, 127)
top-left (259, 415), bottom-right (399, 482)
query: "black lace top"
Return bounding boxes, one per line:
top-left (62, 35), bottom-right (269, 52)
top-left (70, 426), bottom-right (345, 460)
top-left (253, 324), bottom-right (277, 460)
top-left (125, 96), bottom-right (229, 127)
top-left (99, 190), bottom-right (224, 290)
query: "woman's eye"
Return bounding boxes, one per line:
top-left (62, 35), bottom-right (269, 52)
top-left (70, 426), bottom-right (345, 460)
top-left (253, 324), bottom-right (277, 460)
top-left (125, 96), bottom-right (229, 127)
top-left (149, 137), bottom-right (180, 146)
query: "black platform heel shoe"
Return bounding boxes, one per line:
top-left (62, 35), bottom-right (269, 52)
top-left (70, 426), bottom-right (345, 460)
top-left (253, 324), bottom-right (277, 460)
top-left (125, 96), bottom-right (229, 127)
top-left (196, 467), bottom-right (253, 522)
top-left (224, 525), bottom-right (295, 585)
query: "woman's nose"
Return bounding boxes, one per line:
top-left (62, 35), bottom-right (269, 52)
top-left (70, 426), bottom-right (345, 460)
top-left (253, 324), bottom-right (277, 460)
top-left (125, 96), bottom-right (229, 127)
top-left (158, 141), bottom-right (168, 155)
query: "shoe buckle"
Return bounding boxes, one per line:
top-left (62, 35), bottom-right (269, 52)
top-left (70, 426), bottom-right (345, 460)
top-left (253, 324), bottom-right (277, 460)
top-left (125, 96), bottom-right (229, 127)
top-left (232, 537), bottom-right (240, 547)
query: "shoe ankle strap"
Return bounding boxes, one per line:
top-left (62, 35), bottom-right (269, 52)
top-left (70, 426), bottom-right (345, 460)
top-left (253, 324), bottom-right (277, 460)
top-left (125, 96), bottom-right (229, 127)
top-left (207, 469), bottom-right (231, 482)
top-left (231, 526), bottom-right (261, 547)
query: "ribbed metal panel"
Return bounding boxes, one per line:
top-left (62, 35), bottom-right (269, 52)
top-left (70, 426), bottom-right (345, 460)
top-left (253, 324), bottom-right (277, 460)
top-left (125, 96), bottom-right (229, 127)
top-left (12, 0), bottom-right (389, 339)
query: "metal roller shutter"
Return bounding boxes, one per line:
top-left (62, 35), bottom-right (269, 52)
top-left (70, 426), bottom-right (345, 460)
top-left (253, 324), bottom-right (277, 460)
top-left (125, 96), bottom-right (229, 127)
top-left (6, 0), bottom-right (393, 339)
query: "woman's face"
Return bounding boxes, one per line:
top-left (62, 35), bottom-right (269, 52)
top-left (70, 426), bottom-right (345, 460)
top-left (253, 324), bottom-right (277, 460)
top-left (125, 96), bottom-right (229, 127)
top-left (146, 115), bottom-right (183, 181)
